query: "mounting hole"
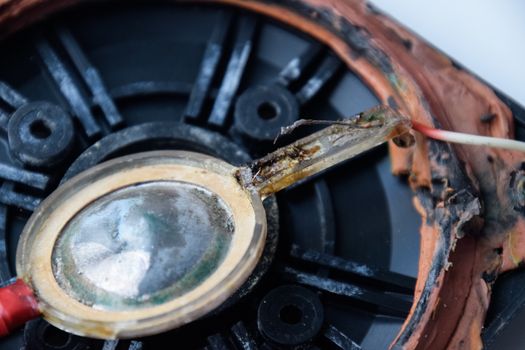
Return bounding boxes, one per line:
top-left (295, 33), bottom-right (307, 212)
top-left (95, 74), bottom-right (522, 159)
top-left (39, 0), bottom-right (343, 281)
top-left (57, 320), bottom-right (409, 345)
top-left (42, 326), bottom-right (70, 348)
top-left (258, 285), bottom-right (324, 345)
top-left (234, 85), bottom-right (299, 141)
top-left (30, 119), bottom-right (52, 139)
top-left (279, 304), bottom-right (303, 324)
top-left (257, 102), bottom-right (279, 120)
top-left (8, 102), bottom-right (75, 168)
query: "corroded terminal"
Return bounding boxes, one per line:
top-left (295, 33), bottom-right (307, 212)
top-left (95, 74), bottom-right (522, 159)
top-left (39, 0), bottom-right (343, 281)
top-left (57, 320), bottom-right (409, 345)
top-left (237, 105), bottom-right (412, 197)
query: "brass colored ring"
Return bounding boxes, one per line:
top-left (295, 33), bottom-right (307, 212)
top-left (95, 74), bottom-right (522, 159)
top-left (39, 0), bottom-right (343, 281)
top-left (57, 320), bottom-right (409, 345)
top-left (16, 151), bottom-right (267, 339)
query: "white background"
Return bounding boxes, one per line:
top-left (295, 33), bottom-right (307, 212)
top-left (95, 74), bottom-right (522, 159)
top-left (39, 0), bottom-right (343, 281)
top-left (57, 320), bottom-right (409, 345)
top-left (370, 0), bottom-right (525, 107)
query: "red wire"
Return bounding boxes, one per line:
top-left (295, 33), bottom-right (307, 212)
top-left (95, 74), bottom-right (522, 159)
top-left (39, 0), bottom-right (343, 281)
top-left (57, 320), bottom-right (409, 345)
top-left (0, 279), bottom-right (40, 336)
top-left (411, 120), bottom-right (448, 141)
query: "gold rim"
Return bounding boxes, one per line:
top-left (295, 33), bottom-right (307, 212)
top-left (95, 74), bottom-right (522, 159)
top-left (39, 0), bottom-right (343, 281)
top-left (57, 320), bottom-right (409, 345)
top-left (16, 151), bottom-right (267, 339)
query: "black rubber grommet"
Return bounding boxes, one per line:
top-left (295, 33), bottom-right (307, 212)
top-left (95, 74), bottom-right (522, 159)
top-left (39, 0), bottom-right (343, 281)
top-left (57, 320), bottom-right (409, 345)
top-left (8, 102), bottom-right (75, 168)
top-left (234, 84), bottom-right (299, 142)
top-left (257, 285), bottom-right (324, 346)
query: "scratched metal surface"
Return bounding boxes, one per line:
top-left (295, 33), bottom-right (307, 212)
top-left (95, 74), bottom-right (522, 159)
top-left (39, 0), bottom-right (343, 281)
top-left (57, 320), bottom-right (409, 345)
top-left (52, 181), bottom-right (233, 311)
